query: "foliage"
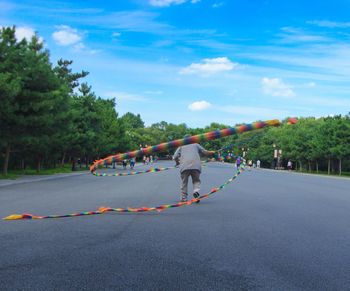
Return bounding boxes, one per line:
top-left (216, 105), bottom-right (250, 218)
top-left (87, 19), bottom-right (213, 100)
top-left (1, 26), bottom-right (349, 176)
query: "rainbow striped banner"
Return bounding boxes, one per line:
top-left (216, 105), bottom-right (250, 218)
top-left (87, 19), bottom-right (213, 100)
top-left (90, 118), bottom-right (297, 172)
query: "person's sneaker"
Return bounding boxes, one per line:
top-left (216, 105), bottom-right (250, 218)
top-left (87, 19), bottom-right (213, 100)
top-left (180, 193), bottom-right (188, 202)
top-left (193, 192), bottom-right (200, 203)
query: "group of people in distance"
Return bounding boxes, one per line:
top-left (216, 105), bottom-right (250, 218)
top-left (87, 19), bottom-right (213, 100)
top-left (121, 158), bottom-right (136, 170)
top-left (236, 157), bottom-right (260, 170)
top-left (119, 155), bottom-right (158, 170)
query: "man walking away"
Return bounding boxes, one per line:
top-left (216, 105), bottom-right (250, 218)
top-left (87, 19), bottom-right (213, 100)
top-left (173, 138), bottom-right (214, 203)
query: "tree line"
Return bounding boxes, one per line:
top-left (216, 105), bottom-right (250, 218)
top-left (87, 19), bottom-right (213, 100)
top-left (1, 26), bottom-right (350, 175)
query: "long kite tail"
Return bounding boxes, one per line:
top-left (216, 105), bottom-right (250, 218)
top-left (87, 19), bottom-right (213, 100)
top-left (92, 157), bottom-right (221, 177)
top-left (93, 166), bottom-right (176, 177)
top-left (3, 117), bottom-right (298, 221)
top-left (3, 167), bottom-right (244, 220)
top-left (90, 118), bottom-right (297, 173)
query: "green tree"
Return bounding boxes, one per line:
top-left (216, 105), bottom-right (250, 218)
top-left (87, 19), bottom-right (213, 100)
top-left (53, 59), bottom-right (88, 166)
top-left (0, 27), bottom-right (26, 175)
top-left (120, 112), bottom-right (145, 129)
top-left (0, 27), bottom-right (68, 173)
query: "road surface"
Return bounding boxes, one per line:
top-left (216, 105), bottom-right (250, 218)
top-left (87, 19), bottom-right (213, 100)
top-left (1, 161), bottom-right (349, 290)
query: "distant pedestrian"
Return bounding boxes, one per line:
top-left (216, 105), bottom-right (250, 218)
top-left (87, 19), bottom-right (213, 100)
top-left (122, 159), bottom-right (127, 169)
top-left (257, 160), bottom-right (261, 168)
top-left (287, 160), bottom-right (292, 171)
top-left (236, 157), bottom-right (241, 168)
top-left (130, 158), bottom-right (135, 169)
top-left (248, 160), bottom-right (253, 171)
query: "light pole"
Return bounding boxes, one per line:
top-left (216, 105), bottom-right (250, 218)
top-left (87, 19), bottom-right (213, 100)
top-left (273, 144), bottom-right (282, 169)
top-left (241, 147), bottom-right (249, 158)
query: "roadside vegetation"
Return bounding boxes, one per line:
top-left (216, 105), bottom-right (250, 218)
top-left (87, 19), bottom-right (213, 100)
top-left (1, 26), bottom-right (350, 178)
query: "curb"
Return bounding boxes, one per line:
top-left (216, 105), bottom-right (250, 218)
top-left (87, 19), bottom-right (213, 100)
top-left (259, 168), bottom-right (350, 181)
top-left (0, 172), bottom-right (88, 188)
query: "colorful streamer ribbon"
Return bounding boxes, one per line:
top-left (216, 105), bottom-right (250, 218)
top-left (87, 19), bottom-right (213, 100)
top-left (92, 158), bottom-right (217, 177)
top-left (90, 118), bottom-right (297, 173)
top-left (93, 166), bottom-right (175, 177)
top-left (3, 117), bottom-right (297, 221)
top-left (3, 166), bottom-right (244, 220)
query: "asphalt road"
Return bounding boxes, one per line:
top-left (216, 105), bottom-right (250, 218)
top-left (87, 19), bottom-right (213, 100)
top-left (1, 161), bottom-right (349, 290)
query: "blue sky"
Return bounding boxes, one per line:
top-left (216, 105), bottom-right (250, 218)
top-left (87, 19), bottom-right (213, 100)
top-left (1, 0), bottom-right (350, 127)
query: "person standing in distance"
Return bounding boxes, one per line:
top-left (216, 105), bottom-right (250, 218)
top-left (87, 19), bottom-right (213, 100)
top-left (236, 156), bottom-right (241, 169)
top-left (173, 136), bottom-right (215, 203)
top-left (257, 159), bottom-right (261, 169)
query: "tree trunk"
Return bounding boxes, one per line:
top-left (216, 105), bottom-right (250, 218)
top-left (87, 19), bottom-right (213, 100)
top-left (316, 160), bottom-right (319, 173)
top-left (299, 161), bottom-right (302, 172)
top-left (85, 156), bottom-right (89, 169)
top-left (295, 161), bottom-right (298, 171)
top-left (71, 158), bottom-right (76, 171)
top-left (61, 152), bottom-right (66, 167)
top-left (308, 160), bottom-right (311, 172)
top-left (3, 143), bottom-right (11, 176)
top-left (328, 158), bottom-right (330, 175)
top-left (21, 159), bottom-right (25, 173)
top-left (36, 156), bottom-right (41, 173)
top-left (339, 158), bottom-right (342, 175)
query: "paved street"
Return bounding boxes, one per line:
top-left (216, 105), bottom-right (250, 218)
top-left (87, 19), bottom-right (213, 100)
top-left (1, 161), bottom-right (349, 290)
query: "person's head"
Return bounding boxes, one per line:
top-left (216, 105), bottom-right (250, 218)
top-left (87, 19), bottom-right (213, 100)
top-left (183, 134), bottom-right (191, 139)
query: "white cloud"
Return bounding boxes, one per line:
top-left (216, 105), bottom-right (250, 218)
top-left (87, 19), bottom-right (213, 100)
top-left (308, 20), bottom-right (350, 28)
top-left (212, 2), bottom-right (224, 8)
top-left (188, 100), bottom-right (211, 111)
top-left (15, 26), bottom-right (35, 41)
top-left (52, 25), bottom-right (82, 46)
top-left (149, 0), bottom-right (186, 7)
top-left (304, 82), bottom-right (316, 87)
top-left (112, 32), bottom-right (121, 37)
top-left (87, 11), bottom-right (172, 34)
top-left (13, 26), bottom-right (44, 43)
top-left (180, 57), bottom-right (237, 76)
top-left (73, 43), bottom-right (85, 50)
top-left (71, 42), bottom-right (97, 54)
top-left (277, 27), bottom-right (329, 43)
top-left (149, 0), bottom-right (199, 7)
top-left (261, 77), bottom-right (295, 98)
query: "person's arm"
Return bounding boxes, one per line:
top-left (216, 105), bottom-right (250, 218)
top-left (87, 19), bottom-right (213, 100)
top-left (173, 147), bottom-right (181, 165)
top-left (197, 144), bottom-right (215, 156)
